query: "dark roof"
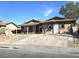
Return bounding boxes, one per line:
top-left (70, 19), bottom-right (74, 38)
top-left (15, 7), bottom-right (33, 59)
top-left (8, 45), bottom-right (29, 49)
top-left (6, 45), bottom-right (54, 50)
top-left (24, 19), bottom-right (40, 24)
top-left (46, 16), bottom-right (65, 21)
top-left (0, 22), bottom-right (18, 27)
top-left (41, 19), bottom-right (76, 23)
top-left (21, 19), bottom-right (40, 26)
top-left (6, 22), bottom-right (18, 27)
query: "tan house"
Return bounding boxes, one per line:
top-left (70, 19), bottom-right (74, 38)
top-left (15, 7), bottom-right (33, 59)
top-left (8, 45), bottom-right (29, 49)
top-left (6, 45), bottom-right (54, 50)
top-left (41, 17), bottom-right (77, 34)
top-left (21, 17), bottom-right (77, 34)
top-left (0, 22), bottom-right (18, 35)
top-left (6, 22), bottom-right (18, 31)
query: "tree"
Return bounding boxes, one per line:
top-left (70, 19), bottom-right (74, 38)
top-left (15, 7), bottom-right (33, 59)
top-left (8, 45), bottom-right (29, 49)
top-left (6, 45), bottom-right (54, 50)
top-left (0, 20), bottom-right (3, 22)
top-left (59, 2), bottom-right (79, 19)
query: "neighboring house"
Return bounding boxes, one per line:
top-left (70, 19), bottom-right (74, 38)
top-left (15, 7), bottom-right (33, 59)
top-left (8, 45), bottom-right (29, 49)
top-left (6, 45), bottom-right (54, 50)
top-left (0, 22), bottom-right (6, 28)
top-left (6, 22), bottom-right (18, 31)
top-left (21, 17), bottom-right (77, 34)
top-left (12, 25), bottom-right (22, 33)
top-left (0, 22), bottom-right (18, 34)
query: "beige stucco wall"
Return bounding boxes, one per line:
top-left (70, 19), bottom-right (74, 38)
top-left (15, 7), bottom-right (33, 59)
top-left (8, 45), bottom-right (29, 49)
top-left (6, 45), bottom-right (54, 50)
top-left (59, 24), bottom-right (71, 34)
top-left (6, 23), bottom-right (17, 31)
top-left (42, 23), bottom-right (73, 34)
top-left (59, 24), bottom-right (78, 34)
top-left (44, 23), bottom-right (71, 34)
top-left (42, 23), bottom-right (53, 34)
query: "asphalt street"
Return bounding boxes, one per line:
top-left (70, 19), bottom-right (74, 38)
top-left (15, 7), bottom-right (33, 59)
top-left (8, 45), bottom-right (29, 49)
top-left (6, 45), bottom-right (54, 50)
top-left (0, 44), bottom-right (79, 58)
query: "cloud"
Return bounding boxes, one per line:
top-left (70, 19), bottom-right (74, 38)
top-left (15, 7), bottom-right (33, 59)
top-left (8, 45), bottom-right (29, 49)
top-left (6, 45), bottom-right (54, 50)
top-left (40, 5), bottom-right (53, 17)
top-left (44, 9), bottom-right (53, 17)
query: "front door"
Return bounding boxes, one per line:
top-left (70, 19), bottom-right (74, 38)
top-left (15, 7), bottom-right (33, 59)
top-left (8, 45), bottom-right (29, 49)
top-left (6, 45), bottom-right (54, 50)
top-left (53, 24), bottom-right (59, 34)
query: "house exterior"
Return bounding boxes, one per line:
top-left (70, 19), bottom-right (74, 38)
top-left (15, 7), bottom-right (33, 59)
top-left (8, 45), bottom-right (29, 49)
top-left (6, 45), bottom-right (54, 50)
top-left (21, 19), bottom-right (40, 34)
top-left (0, 22), bottom-right (18, 35)
top-left (6, 22), bottom-right (18, 31)
top-left (41, 17), bottom-right (76, 34)
top-left (21, 17), bottom-right (77, 34)
top-left (0, 22), bottom-right (18, 30)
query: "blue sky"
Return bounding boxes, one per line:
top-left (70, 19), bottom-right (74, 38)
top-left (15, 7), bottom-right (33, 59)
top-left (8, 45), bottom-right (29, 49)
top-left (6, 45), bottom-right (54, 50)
top-left (0, 1), bottom-right (68, 25)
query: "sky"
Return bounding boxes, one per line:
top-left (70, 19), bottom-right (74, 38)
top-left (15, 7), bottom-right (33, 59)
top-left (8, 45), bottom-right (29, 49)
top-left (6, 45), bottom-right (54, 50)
top-left (0, 1), bottom-right (68, 25)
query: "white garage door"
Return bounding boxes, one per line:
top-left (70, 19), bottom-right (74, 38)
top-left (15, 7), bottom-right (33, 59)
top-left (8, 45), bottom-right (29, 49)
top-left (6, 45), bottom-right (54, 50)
top-left (53, 24), bottom-right (59, 34)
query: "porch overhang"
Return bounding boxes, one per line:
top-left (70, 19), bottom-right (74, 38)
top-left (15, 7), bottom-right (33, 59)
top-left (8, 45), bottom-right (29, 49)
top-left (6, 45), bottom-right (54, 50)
top-left (41, 19), bottom-right (76, 24)
top-left (21, 22), bottom-right (39, 26)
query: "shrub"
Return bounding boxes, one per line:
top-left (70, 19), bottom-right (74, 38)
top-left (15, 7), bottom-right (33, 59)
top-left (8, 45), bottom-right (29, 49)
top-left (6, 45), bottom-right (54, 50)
top-left (0, 27), bottom-right (5, 35)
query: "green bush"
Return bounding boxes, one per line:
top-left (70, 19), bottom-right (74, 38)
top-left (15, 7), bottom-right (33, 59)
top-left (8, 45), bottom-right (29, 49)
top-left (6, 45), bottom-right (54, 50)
top-left (0, 27), bottom-right (5, 34)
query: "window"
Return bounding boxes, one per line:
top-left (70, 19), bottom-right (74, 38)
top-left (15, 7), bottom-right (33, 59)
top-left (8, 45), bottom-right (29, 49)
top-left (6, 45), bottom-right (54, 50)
top-left (48, 24), bottom-right (52, 30)
top-left (60, 24), bottom-right (64, 29)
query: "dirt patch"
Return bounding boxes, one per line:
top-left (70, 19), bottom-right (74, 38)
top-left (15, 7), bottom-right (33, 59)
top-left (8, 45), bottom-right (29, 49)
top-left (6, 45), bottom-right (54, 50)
top-left (0, 35), bottom-right (14, 42)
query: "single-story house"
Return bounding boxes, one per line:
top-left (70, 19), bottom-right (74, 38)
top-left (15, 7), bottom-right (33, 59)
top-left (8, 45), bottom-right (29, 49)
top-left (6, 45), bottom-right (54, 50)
top-left (41, 17), bottom-right (77, 34)
top-left (6, 22), bottom-right (18, 31)
top-left (21, 17), bottom-right (77, 34)
top-left (0, 22), bottom-right (18, 34)
top-left (12, 25), bottom-right (22, 33)
top-left (21, 19), bottom-right (40, 34)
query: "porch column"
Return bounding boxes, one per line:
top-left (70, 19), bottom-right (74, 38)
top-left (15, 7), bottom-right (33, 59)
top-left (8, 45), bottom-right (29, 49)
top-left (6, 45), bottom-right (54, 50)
top-left (43, 24), bottom-right (46, 34)
top-left (24, 26), bottom-right (25, 34)
top-left (26, 26), bottom-right (29, 34)
top-left (51, 25), bottom-right (53, 34)
top-left (16, 29), bottom-right (17, 34)
top-left (33, 26), bottom-right (36, 33)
